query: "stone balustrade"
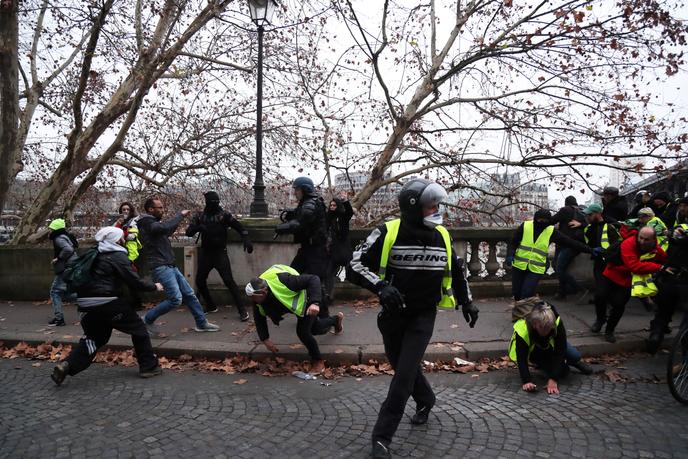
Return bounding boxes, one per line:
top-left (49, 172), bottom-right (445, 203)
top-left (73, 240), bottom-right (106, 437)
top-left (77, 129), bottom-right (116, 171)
top-left (0, 222), bottom-right (595, 301)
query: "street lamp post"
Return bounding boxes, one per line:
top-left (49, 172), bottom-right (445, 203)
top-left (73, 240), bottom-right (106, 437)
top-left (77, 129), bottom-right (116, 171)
top-left (247, 0), bottom-right (275, 218)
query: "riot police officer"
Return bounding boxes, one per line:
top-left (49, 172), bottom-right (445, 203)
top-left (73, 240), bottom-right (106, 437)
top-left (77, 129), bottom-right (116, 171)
top-left (348, 179), bottom-right (478, 459)
top-left (275, 177), bottom-right (333, 330)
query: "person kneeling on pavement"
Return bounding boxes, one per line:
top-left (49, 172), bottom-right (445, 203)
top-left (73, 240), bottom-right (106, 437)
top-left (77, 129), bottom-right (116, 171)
top-left (51, 227), bottom-right (165, 386)
top-left (245, 264), bottom-right (344, 375)
top-left (509, 302), bottom-right (592, 394)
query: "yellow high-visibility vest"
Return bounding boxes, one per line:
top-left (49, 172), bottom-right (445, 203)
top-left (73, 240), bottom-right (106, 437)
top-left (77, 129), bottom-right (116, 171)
top-left (630, 252), bottom-right (659, 298)
top-left (379, 219), bottom-right (456, 310)
top-left (257, 264), bottom-right (307, 317)
top-left (513, 221), bottom-right (554, 275)
top-left (584, 223), bottom-right (618, 249)
top-left (508, 316), bottom-right (561, 362)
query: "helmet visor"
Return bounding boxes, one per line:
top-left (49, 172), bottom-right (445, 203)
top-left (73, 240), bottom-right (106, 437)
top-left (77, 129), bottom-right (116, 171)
top-left (419, 183), bottom-right (448, 208)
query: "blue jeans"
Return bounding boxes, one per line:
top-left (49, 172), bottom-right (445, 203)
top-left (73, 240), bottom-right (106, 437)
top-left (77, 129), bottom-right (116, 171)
top-left (50, 274), bottom-right (72, 321)
top-left (144, 265), bottom-right (206, 327)
top-left (565, 341), bottom-right (582, 364)
top-left (555, 248), bottom-right (580, 295)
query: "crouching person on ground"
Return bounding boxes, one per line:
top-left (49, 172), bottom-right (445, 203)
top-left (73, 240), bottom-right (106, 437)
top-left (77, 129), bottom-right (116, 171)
top-left (245, 264), bottom-right (344, 375)
top-left (509, 303), bottom-right (592, 394)
top-left (51, 227), bottom-right (164, 385)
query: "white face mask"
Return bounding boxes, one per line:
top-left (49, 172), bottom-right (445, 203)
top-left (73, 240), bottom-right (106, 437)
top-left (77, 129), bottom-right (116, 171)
top-left (423, 212), bottom-right (443, 228)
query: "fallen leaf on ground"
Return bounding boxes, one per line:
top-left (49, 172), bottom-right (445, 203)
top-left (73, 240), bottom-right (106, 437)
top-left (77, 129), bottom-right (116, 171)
top-left (450, 324), bottom-right (459, 329)
top-left (180, 328), bottom-right (190, 333)
top-left (233, 379), bottom-right (247, 385)
top-left (178, 354), bottom-right (193, 361)
top-left (289, 344), bottom-right (304, 349)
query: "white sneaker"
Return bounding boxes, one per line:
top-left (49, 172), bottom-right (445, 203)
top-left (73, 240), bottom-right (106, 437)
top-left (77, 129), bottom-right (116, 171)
top-left (194, 321), bottom-right (220, 332)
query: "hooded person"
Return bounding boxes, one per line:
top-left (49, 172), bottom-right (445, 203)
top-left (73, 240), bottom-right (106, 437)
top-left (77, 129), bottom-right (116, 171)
top-left (629, 190), bottom-right (652, 218)
top-left (507, 208), bottom-right (595, 301)
top-left (47, 218), bottom-right (79, 326)
top-left (550, 196), bottom-right (587, 300)
top-left (601, 186), bottom-right (628, 223)
top-left (652, 190), bottom-right (678, 228)
top-left (186, 190), bottom-right (253, 320)
top-left (324, 197), bottom-right (355, 302)
top-left (347, 178), bottom-right (477, 459)
top-left (50, 226), bottom-right (165, 386)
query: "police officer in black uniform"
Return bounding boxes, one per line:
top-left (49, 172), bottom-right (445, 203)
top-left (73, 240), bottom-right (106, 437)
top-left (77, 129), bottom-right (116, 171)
top-left (275, 177), bottom-right (334, 332)
top-left (348, 179), bottom-right (478, 459)
top-left (186, 191), bottom-right (253, 321)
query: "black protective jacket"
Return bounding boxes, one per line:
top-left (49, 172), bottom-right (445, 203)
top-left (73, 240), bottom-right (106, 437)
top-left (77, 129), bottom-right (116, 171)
top-left (276, 194), bottom-right (327, 246)
top-left (253, 273), bottom-right (321, 341)
top-left (550, 205), bottom-right (586, 243)
top-left (602, 197), bottom-right (628, 223)
top-left (185, 207), bottom-right (248, 250)
top-left (76, 250), bottom-right (156, 298)
top-left (137, 213), bottom-right (184, 269)
top-left (348, 220), bottom-right (471, 311)
top-left (655, 201), bottom-right (678, 229)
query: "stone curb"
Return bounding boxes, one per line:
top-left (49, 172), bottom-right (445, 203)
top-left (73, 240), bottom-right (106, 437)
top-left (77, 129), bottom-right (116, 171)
top-left (0, 330), bottom-right (662, 366)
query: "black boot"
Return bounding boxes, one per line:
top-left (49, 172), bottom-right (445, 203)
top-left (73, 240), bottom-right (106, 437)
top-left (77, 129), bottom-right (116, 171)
top-left (411, 405), bottom-right (432, 425)
top-left (591, 320), bottom-right (605, 333)
top-left (571, 361), bottom-right (593, 375)
top-left (372, 440), bottom-right (391, 459)
top-left (51, 361), bottom-right (70, 386)
top-left (646, 332), bottom-right (662, 354)
top-left (604, 329), bottom-right (616, 343)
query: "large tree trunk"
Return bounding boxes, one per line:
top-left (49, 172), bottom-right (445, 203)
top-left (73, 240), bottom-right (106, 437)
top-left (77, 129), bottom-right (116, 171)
top-left (0, 1), bottom-right (19, 217)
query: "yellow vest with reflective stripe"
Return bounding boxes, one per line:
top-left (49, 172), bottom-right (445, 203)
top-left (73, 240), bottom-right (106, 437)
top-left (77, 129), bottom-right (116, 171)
top-left (584, 223), bottom-right (617, 249)
top-left (257, 264), bottom-right (307, 317)
top-left (513, 221), bottom-right (554, 274)
top-left (646, 216), bottom-right (668, 252)
top-left (630, 252), bottom-right (659, 298)
top-left (378, 219), bottom-right (456, 310)
top-left (508, 316), bottom-right (561, 362)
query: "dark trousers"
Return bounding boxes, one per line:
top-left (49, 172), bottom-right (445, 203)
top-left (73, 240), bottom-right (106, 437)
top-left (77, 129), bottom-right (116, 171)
top-left (372, 308), bottom-right (437, 446)
top-left (291, 243), bottom-right (330, 319)
top-left (196, 249), bottom-right (246, 313)
top-left (595, 276), bottom-right (631, 332)
top-left (651, 276), bottom-right (680, 336)
top-left (511, 267), bottom-right (543, 301)
top-left (555, 247), bottom-right (580, 295)
top-left (592, 260), bottom-right (606, 308)
top-left (295, 314), bottom-right (336, 361)
top-left (66, 299), bottom-right (158, 375)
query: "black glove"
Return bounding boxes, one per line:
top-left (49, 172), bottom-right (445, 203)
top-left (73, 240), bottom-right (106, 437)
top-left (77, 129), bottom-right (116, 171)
top-left (279, 209), bottom-right (296, 223)
top-left (275, 220), bottom-right (299, 235)
top-left (243, 239), bottom-right (254, 254)
top-left (377, 282), bottom-right (405, 312)
top-left (462, 302), bottom-right (479, 328)
top-left (591, 247), bottom-right (605, 259)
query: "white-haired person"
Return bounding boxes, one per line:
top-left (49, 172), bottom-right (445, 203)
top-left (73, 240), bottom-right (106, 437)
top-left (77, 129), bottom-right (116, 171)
top-left (509, 302), bottom-right (592, 394)
top-left (245, 264), bottom-right (343, 375)
top-left (51, 226), bottom-right (164, 386)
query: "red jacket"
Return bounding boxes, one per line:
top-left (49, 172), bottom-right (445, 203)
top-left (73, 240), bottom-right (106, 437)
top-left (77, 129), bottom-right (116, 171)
top-left (603, 236), bottom-right (666, 287)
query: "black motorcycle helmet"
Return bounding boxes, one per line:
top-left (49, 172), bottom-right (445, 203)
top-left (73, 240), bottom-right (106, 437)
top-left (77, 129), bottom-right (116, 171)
top-left (292, 177), bottom-right (315, 195)
top-left (398, 178), bottom-right (448, 226)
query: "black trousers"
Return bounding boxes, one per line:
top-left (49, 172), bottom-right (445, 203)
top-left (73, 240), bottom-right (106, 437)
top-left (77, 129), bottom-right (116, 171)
top-left (511, 267), bottom-right (543, 301)
top-left (372, 308), bottom-right (437, 446)
top-left (65, 298), bottom-right (158, 375)
top-left (592, 259), bottom-right (606, 310)
top-left (595, 276), bottom-right (631, 332)
top-left (651, 276), bottom-right (682, 336)
top-left (291, 244), bottom-right (331, 328)
top-left (196, 248), bottom-right (246, 313)
top-left (295, 314), bottom-right (336, 361)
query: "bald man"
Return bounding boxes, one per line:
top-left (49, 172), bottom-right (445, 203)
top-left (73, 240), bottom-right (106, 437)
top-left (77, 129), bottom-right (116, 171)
top-left (594, 226), bottom-right (666, 342)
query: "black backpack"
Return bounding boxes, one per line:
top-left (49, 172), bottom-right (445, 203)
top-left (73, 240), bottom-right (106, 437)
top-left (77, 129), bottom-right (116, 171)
top-left (62, 247), bottom-right (99, 293)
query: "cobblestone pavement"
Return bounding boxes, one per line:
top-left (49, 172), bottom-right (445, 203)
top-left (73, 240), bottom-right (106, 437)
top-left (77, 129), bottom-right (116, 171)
top-left (1, 356), bottom-right (687, 459)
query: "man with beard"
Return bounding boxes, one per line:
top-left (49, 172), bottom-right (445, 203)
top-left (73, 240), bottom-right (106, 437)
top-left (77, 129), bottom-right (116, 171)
top-left (186, 191), bottom-right (253, 321)
top-left (595, 226), bottom-right (666, 343)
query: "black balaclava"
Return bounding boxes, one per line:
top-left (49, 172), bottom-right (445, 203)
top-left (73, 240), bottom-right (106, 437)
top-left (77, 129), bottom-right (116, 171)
top-left (533, 209), bottom-right (552, 232)
top-left (564, 196), bottom-right (578, 207)
top-left (204, 191), bottom-right (221, 214)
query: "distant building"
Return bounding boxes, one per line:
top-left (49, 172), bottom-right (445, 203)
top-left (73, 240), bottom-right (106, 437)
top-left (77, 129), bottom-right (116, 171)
top-left (334, 171), bottom-right (403, 220)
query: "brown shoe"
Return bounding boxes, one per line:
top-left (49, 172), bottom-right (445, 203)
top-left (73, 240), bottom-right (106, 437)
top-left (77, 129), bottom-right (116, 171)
top-left (334, 312), bottom-right (344, 334)
top-left (310, 360), bottom-right (325, 375)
